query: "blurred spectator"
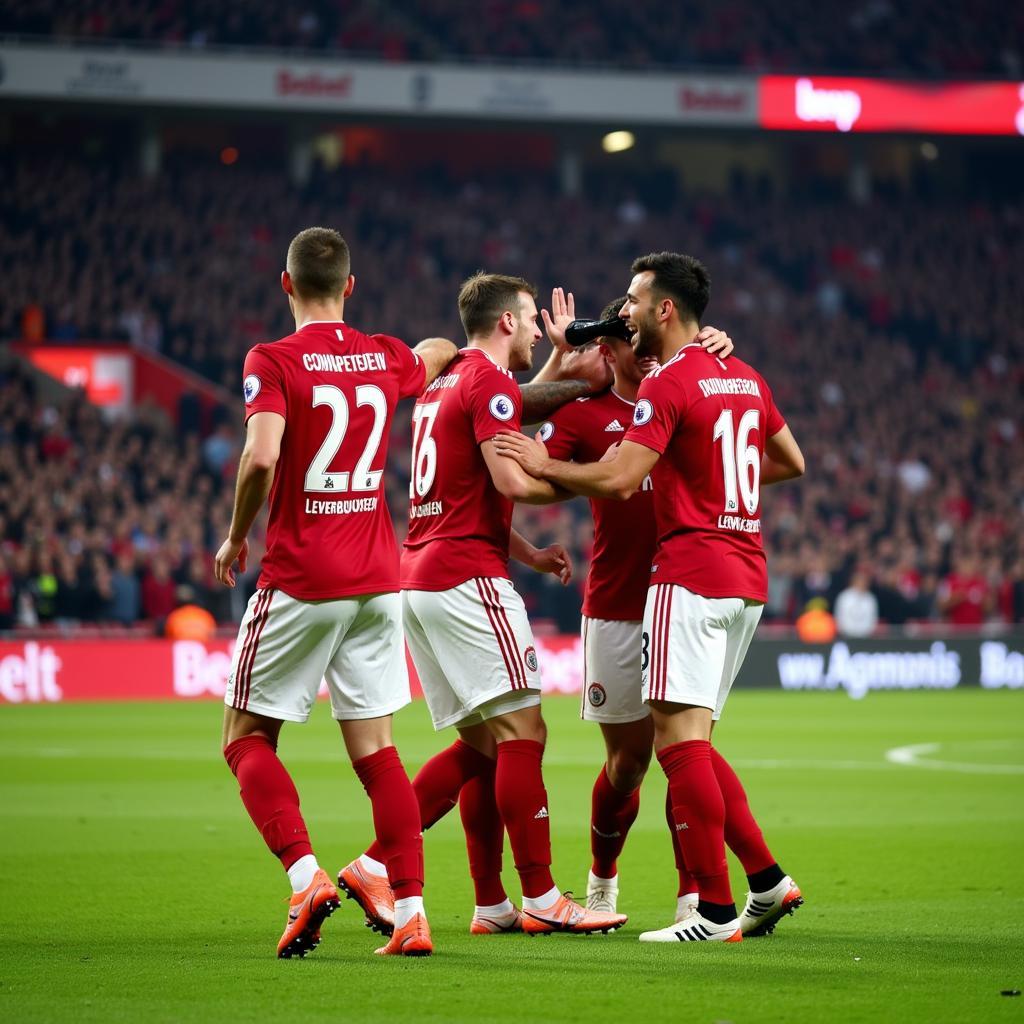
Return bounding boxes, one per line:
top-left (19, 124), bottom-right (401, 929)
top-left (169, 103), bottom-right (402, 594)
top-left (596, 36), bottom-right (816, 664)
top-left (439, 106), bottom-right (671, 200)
top-left (937, 556), bottom-right (994, 625)
top-left (2, 0), bottom-right (1020, 77)
top-left (141, 556), bottom-right (177, 621)
top-left (108, 554), bottom-right (142, 625)
top-left (833, 568), bottom-right (879, 637)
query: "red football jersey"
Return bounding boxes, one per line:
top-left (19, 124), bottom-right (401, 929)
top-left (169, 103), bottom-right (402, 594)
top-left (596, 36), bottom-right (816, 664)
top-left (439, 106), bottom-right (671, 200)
top-left (401, 348), bottom-right (522, 590)
top-left (241, 320), bottom-right (425, 600)
top-left (542, 389), bottom-right (655, 621)
top-left (625, 345), bottom-right (786, 602)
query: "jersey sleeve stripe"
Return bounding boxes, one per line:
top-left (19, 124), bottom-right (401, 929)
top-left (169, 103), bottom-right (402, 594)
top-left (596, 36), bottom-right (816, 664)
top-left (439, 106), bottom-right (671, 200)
top-left (474, 578), bottom-right (523, 690)
top-left (238, 587), bottom-right (275, 710)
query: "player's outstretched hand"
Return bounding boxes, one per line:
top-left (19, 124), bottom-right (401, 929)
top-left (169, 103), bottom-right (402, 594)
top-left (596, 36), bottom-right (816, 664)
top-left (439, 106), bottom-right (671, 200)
top-left (540, 286), bottom-right (576, 353)
top-left (493, 430), bottom-right (550, 477)
top-left (695, 324), bottom-right (734, 357)
top-left (214, 536), bottom-right (248, 588)
top-left (529, 543), bottom-right (573, 585)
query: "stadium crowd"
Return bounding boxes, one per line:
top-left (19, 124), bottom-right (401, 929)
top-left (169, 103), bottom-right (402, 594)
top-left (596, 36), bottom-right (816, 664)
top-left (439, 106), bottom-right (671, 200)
top-left (3, 0), bottom-right (1021, 77)
top-left (1, 156), bottom-right (1021, 632)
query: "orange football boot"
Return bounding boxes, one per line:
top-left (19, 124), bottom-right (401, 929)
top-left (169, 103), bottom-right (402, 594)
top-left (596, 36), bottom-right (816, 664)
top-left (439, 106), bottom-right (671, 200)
top-left (337, 859), bottom-right (395, 936)
top-left (470, 906), bottom-right (524, 934)
top-left (521, 892), bottom-right (627, 935)
top-left (277, 868), bottom-right (340, 959)
top-left (374, 913), bottom-right (433, 957)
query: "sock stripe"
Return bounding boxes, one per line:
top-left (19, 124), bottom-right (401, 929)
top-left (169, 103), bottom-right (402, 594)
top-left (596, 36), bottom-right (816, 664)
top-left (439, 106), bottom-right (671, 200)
top-left (238, 587), bottom-right (274, 709)
top-left (475, 578), bottom-right (523, 690)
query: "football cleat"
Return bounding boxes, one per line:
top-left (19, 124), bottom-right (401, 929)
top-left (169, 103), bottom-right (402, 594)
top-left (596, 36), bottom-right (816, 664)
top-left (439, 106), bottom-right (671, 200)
top-left (470, 906), bottom-right (524, 934)
top-left (586, 871), bottom-right (619, 914)
top-left (521, 892), bottom-right (627, 935)
top-left (740, 876), bottom-right (803, 937)
top-left (639, 909), bottom-right (742, 944)
top-left (277, 869), bottom-right (340, 959)
top-left (374, 913), bottom-right (433, 957)
top-left (337, 859), bottom-right (395, 936)
top-left (674, 892), bottom-right (699, 923)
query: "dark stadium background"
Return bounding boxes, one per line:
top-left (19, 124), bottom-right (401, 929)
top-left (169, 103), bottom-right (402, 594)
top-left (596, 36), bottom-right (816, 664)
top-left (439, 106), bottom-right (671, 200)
top-left (0, 6), bottom-right (1021, 696)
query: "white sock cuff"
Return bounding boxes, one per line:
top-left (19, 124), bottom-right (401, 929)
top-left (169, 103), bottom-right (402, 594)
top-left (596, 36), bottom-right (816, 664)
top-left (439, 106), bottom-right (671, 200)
top-left (475, 899), bottom-right (515, 917)
top-left (358, 853), bottom-right (387, 877)
top-left (588, 870), bottom-right (618, 887)
top-left (286, 854), bottom-right (319, 893)
top-left (522, 885), bottom-right (561, 912)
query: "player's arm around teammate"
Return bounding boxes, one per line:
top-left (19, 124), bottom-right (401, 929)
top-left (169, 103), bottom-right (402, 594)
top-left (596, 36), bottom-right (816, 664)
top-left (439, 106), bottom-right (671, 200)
top-left (498, 253), bottom-right (807, 944)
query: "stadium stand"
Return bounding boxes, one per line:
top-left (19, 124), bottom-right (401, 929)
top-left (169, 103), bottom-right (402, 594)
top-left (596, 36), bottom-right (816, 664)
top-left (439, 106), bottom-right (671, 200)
top-left (1, 153), bottom-right (1021, 631)
top-left (2, 0), bottom-right (1021, 76)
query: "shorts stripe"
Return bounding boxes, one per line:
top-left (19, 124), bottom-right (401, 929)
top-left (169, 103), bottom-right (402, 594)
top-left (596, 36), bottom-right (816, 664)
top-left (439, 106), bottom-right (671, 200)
top-left (238, 587), bottom-right (274, 709)
top-left (486, 579), bottom-right (528, 690)
top-left (660, 585), bottom-right (674, 702)
top-left (580, 617), bottom-right (590, 719)
top-left (475, 578), bottom-right (523, 690)
top-left (654, 584), bottom-right (671, 702)
top-left (231, 589), bottom-right (267, 710)
top-left (650, 585), bottom-right (663, 702)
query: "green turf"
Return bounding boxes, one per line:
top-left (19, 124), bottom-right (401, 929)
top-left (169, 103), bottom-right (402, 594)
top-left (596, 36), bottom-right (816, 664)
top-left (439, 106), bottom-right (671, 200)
top-left (1, 691), bottom-right (1022, 1023)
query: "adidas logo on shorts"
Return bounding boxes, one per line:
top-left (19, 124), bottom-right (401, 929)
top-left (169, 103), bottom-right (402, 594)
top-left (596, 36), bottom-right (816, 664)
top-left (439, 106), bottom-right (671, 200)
top-left (534, 806), bottom-right (549, 820)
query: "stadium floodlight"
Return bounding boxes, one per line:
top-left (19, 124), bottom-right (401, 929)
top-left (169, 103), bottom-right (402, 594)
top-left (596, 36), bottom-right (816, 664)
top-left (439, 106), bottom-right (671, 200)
top-left (602, 130), bottom-right (635, 153)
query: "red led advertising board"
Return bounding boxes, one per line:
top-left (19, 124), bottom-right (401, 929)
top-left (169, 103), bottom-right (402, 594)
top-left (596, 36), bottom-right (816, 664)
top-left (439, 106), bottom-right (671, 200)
top-left (760, 76), bottom-right (1024, 135)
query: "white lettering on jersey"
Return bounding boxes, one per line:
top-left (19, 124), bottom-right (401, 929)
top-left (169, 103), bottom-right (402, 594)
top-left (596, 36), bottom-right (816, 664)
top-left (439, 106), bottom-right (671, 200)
top-left (717, 514), bottom-right (762, 533)
top-left (302, 352), bottom-right (388, 373)
top-left (409, 500), bottom-right (444, 519)
top-left (426, 372), bottom-right (461, 392)
top-left (697, 377), bottom-right (762, 399)
top-left (304, 497), bottom-right (379, 515)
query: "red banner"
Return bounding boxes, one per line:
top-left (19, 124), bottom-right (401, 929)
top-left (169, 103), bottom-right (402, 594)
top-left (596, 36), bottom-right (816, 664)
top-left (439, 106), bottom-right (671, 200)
top-left (0, 636), bottom-right (584, 705)
top-left (759, 76), bottom-right (1024, 135)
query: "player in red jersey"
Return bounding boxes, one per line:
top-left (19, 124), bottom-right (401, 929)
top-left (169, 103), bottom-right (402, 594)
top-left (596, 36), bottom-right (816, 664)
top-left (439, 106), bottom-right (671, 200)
top-left (495, 252), bottom-right (806, 943)
top-left (343, 273), bottom-right (627, 938)
top-left (531, 294), bottom-right (733, 918)
top-left (213, 227), bottom-right (457, 958)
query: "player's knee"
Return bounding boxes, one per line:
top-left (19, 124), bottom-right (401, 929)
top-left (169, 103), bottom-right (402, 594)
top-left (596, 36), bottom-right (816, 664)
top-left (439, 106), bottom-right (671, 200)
top-left (607, 748), bottom-right (651, 791)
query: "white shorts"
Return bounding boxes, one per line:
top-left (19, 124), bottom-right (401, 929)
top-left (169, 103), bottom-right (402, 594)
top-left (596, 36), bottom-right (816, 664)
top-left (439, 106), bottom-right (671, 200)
top-left (641, 583), bottom-right (763, 721)
top-left (403, 577), bottom-right (542, 731)
top-left (580, 616), bottom-right (649, 724)
top-left (224, 588), bottom-right (411, 723)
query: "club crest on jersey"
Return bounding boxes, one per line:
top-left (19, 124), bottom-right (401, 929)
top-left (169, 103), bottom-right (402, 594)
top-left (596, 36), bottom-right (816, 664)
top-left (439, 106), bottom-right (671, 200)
top-left (243, 375), bottom-right (261, 403)
top-left (633, 399), bottom-right (653, 426)
top-left (588, 682), bottom-right (607, 707)
top-left (538, 422), bottom-right (554, 442)
top-left (489, 394), bottom-right (515, 421)
top-left (524, 646), bottom-right (539, 672)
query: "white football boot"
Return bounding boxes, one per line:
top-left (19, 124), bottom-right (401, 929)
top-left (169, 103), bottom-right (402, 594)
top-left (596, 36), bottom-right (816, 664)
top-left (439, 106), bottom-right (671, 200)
top-left (640, 909), bottom-right (742, 943)
top-left (586, 871), bottom-right (619, 913)
top-left (739, 876), bottom-right (803, 937)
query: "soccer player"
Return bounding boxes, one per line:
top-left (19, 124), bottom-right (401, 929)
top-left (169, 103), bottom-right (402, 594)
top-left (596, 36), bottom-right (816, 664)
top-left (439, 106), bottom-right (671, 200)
top-left (341, 273), bottom-right (627, 937)
top-left (213, 227), bottom-right (458, 958)
top-left (494, 252), bottom-right (806, 943)
top-left (531, 293), bottom-right (735, 917)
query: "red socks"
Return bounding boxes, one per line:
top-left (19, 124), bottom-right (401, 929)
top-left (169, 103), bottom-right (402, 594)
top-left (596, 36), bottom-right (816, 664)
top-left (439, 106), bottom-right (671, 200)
top-left (494, 739), bottom-right (554, 899)
top-left (459, 767), bottom-right (507, 906)
top-left (352, 746), bottom-right (424, 899)
top-left (665, 785), bottom-right (698, 896)
top-left (590, 766), bottom-right (640, 879)
top-left (364, 739), bottom-right (491, 862)
top-left (657, 739), bottom-right (732, 907)
top-left (224, 734), bottom-right (313, 870)
top-left (711, 747), bottom-right (777, 876)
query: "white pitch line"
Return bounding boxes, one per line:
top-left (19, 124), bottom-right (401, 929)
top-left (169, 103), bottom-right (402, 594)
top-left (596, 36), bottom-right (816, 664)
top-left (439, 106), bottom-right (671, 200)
top-left (885, 742), bottom-right (1024, 775)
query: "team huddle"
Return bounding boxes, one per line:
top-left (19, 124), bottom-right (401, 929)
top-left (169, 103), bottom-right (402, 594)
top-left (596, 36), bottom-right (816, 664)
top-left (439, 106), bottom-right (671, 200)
top-left (212, 226), bottom-right (806, 958)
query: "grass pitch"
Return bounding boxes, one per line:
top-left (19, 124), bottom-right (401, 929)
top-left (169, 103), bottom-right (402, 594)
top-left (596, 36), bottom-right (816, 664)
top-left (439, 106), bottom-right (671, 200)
top-left (1, 690), bottom-right (1022, 1024)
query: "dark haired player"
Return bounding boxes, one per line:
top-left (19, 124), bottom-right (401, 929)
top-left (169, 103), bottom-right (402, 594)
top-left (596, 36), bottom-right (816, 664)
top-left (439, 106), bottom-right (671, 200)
top-left (214, 226), bottom-right (457, 958)
top-left (341, 273), bottom-right (628, 937)
top-left (495, 252), bottom-right (806, 943)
